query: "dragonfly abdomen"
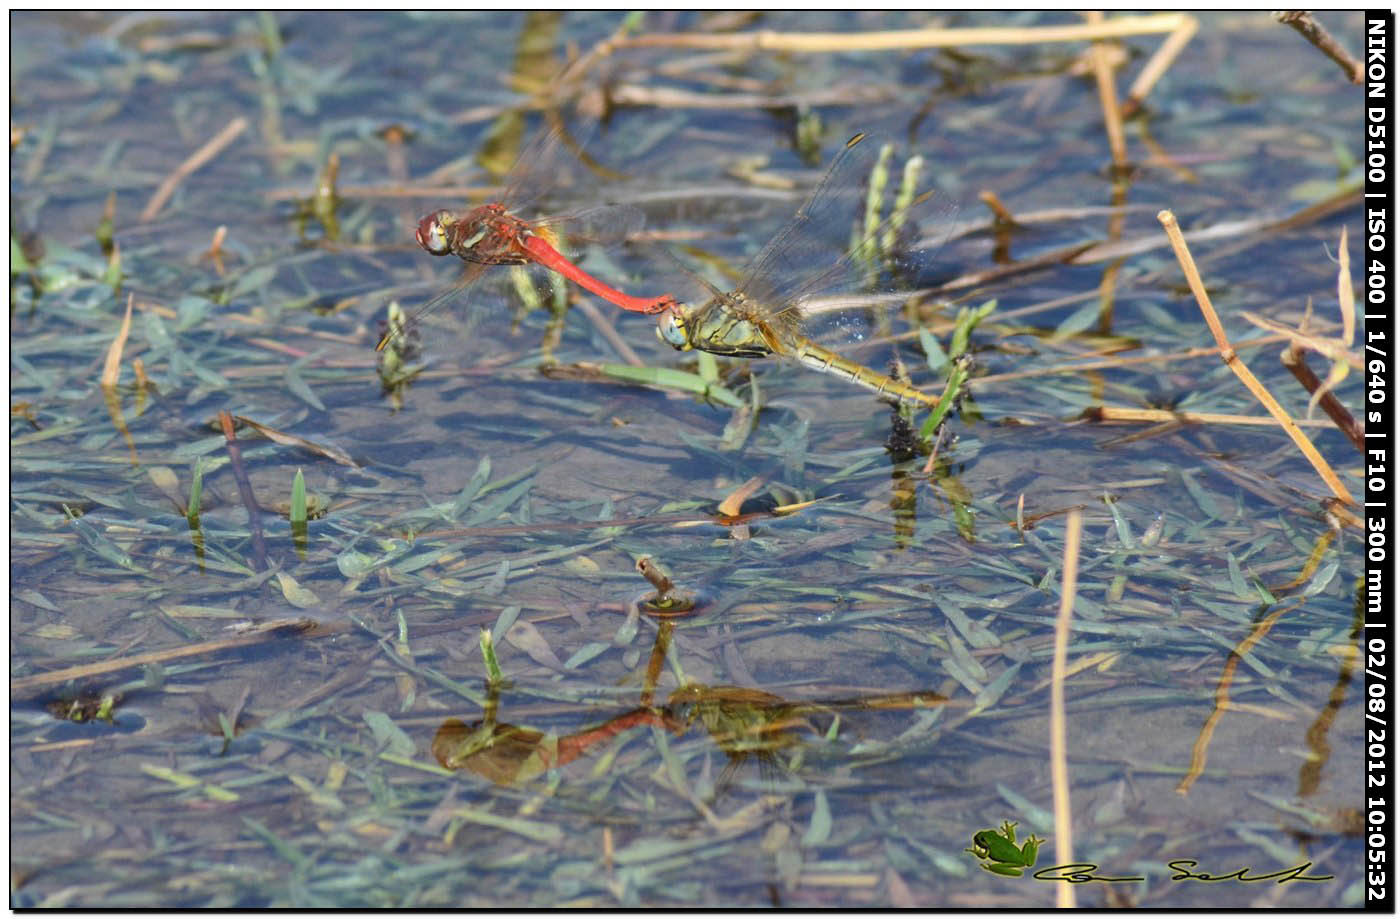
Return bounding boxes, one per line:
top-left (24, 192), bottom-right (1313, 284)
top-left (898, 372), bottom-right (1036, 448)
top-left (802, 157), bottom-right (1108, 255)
top-left (790, 340), bottom-right (936, 408)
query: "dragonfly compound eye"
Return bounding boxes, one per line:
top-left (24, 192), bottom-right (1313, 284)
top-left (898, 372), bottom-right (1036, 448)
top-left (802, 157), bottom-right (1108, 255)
top-left (415, 210), bottom-right (453, 255)
top-left (657, 312), bottom-right (691, 350)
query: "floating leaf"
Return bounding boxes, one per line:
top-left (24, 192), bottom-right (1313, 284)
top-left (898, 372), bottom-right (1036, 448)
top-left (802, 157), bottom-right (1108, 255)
top-left (363, 710), bottom-right (416, 758)
top-left (449, 807), bottom-right (563, 845)
top-left (17, 589), bottom-right (59, 612)
top-left (505, 619), bottom-right (563, 669)
top-left (969, 662), bottom-right (1021, 715)
top-left (491, 606), bottom-right (521, 645)
top-left (336, 548), bottom-right (374, 579)
top-left (600, 363), bottom-right (743, 407)
top-left (801, 789), bottom-right (832, 846)
top-left (996, 783), bottom-right (1054, 832)
top-left (274, 572), bottom-right (320, 608)
top-left (563, 641), bottom-right (609, 670)
top-left (482, 559), bottom-right (509, 595)
top-left (449, 456), bottom-right (493, 519)
top-left (32, 624), bottom-right (80, 640)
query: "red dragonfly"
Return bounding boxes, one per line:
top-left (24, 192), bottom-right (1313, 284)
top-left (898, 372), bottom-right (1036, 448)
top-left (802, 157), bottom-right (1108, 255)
top-left (378, 125), bottom-right (676, 351)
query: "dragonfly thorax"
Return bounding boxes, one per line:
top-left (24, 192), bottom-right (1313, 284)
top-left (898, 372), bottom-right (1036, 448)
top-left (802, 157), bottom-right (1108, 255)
top-left (679, 293), bottom-right (780, 358)
top-left (450, 204), bottom-right (532, 266)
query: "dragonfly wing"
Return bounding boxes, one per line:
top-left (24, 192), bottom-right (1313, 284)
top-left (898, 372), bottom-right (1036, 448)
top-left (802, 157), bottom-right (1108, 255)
top-left (528, 202), bottom-right (646, 249)
top-left (482, 117), bottom-right (594, 208)
top-left (776, 171), bottom-right (963, 349)
top-left (730, 133), bottom-right (881, 315)
top-left (399, 259), bottom-right (489, 338)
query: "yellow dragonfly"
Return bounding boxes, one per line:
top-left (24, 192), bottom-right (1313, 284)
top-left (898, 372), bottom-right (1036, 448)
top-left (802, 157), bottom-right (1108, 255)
top-left (656, 133), bottom-right (953, 410)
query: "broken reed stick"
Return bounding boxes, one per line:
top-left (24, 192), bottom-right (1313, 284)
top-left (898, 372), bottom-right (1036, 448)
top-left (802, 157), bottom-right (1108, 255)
top-left (1275, 10), bottom-right (1365, 84)
top-left (1121, 15), bottom-right (1199, 116)
top-left (612, 14), bottom-right (1194, 53)
top-left (141, 116), bottom-right (248, 221)
top-left (1156, 210), bottom-right (1355, 507)
top-left (100, 292), bottom-right (135, 387)
top-left (1280, 344), bottom-right (1366, 454)
top-left (1084, 406), bottom-right (1339, 427)
top-left (1049, 507), bottom-right (1082, 910)
top-left (1084, 11), bottom-right (1128, 172)
top-left (11, 618), bottom-right (329, 694)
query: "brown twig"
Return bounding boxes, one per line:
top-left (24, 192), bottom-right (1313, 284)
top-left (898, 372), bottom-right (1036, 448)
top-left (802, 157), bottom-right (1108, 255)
top-left (218, 409), bottom-right (269, 571)
top-left (1281, 345), bottom-right (1365, 453)
top-left (140, 116), bottom-right (248, 221)
top-left (1157, 210), bottom-right (1355, 507)
top-left (977, 189), bottom-right (1020, 226)
top-left (1275, 11), bottom-right (1364, 84)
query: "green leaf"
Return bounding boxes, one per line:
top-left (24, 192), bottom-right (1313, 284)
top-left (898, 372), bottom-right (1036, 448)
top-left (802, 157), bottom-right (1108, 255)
top-left (362, 710), bottom-right (416, 758)
top-left (187, 457), bottom-right (205, 521)
top-left (450, 456), bottom-right (493, 519)
top-left (479, 626), bottom-right (504, 685)
top-left (563, 641), bottom-right (610, 670)
top-left (801, 789), bottom-right (832, 846)
top-left (600, 363), bottom-right (743, 407)
top-left (290, 468), bottom-right (307, 524)
top-left (920, 327), bottom-right (949, 372)
top-left (491, 605), bottom-right (521, 645)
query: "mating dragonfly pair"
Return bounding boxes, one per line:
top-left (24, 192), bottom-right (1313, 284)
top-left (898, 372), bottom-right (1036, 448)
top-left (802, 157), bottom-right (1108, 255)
top-left (383, 131), bottom-right (952, 411)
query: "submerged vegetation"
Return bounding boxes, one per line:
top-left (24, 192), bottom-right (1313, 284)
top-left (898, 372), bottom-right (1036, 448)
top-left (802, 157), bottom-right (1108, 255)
top-left (10, 10), bottom-right (1365, 908)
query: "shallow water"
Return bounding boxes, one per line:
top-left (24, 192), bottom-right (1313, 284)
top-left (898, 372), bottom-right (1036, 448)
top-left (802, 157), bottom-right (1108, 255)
top-left (11, 10), bottom-right (1365, 907)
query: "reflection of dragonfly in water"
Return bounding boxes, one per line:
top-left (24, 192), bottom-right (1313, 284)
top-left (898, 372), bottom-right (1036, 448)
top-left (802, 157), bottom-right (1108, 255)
top-left (431, 615), bottom-right (949, 795)
top-left (378, 125), bottom-right (676, 352)
top-left (656, 133), bottom-right (951, 409)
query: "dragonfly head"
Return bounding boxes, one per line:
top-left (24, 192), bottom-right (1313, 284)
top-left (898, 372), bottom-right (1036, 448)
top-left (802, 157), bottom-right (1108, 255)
top-left (656, 307), bottom-right (692, 351)
top-left (415, 210), bottom-right (455, 256)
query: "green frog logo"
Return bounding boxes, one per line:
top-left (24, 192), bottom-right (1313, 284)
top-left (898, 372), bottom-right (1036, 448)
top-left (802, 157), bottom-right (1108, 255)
top-left (965, 821), bottom-right (1045, 877)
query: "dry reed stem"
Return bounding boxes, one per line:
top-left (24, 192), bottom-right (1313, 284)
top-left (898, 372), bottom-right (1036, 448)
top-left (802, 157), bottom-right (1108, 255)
top-left (1239, 311), bottom-right (1362, 371)
top-left (1085, 11), bottom-right (1128, 172)
top-left (977, 189), bottom-right (1019, 225)
top-left (100, 292), bottom-right (134, 387)
top-left (11, 618), bottom-right (327, 694)
top-left (608, 83), bottom-right (892, 110)
top-left (1337, 225), bottom-right (1356, 345)
top-left (612, 14), bottom-right (1193, 54)
top-left (1050, 507), bottom-right (1082, 909)
top-left (1275, 11), bottom-right (1365, 84)
top-left (1157, 210), bottom-right (1355, 506)
top-left (1121, 15), bottom-right (1199, 116)
top-left (718, 475), bottom-right (767, 517)
top-left (140, 116), bottom-right (248, 221)
top-left (1086, 406), bottom-right (1338, 427)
